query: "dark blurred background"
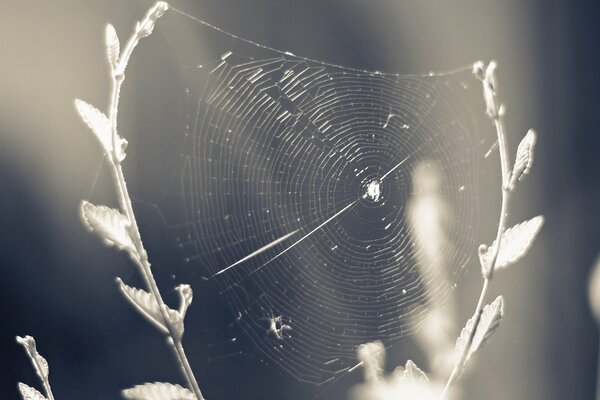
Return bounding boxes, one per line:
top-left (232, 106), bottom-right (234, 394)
top-left (1, 1), bottom-right (599, 399)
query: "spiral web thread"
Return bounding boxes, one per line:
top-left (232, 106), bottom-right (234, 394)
top-left (155, 9), bottom-right (482, 386)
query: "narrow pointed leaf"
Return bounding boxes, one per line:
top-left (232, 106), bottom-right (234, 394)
top-left (18, 383), bottom-right (47, 400)
top-left (510, 129), bottom-right (537, 188)
top-left (16, 336), bottom-right (49, 380)
top-left (80, 201), bottom-right (136, 255)
top-left (116, 278), bottom-right (168, 334)
top-left (122, 382), bottom-right (195, 400)
top-left (75, 99), bottom-right (112, 153)
top-left (455, 296), bottom-right (504, 364)
top-left (481, 216), bottom-right (544, 271)
top-left (105, 23), bottom-right (120, 67)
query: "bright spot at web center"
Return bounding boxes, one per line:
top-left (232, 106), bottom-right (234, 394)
top-left (364, 179), bottom-right (381, 202)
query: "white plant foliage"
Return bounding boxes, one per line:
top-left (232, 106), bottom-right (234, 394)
top-left (481, 216), bottom-right (544, 272)
top-left (117, 278), bottom-right (184, 338)
top-left (18, 383), bottom-right (47, 400)
top-left (483, 61), bottom-right (498, 118)
top-left (137, 2), bottom-right (169, 39)
top-left (74, 99), bottom-right (112, 154)
top-left (356, 340), bottom-right (385, 383)
top-left (385, 360), bottom-right (444, 400)
top-left (175, 284), bottom-right (193, 318)
top-left (16, 336), bottom-right (49, 380)
top-left (399, 360), bottom-right (428, 384)
top-left (162, 304), bottom-right (185, 339)
top-left (351, 358), bottom-right (445, 400)
top-left (122, 382), bottom-right (195, 400)
top-left (455, 296), bottom-right (504, 365)
top-left (105, 23), bottom-right (120, 67)
top-left (116, 278), bottom-right (168, 334)
top-left (80, 201), bottom-right (136, 255)
top-left (510, 128), bottom-right (537, 188)
top-left (115, 136), bottom-right (128, 162)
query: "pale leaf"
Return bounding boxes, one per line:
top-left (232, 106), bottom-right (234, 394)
top-left (122, 382), bottom-right (195, 400)
top-left (75, 99), bottom-right (112, 153)
top-left (455, 296), bottom-right (504, 364)
top-left (481, 216), bottom-right (544, 271)
top-left (116, 278), bottom-right (167, 334)
top-left (175, 284), bottom-right (193, 318)
top-left (400, 360), bottom-right (428, 384)
top-left (115, 136), bottom-right (128, 162)
top-left (16, 336), bottom-right (48, 380)
top-left (510, 129), bottom-right (537, 188)
top-left (471, 296), bottom-right (504, 352)
top-left (356, 341), bottom-right (385, 383)
top-left (36, 354), bottom-right (49, 380)
top-left (162, 304), bottom-right (185, 339)
top-left (105, 24), bottom-right (120, 67)
top-left (80, 201), bottom-right (136, 254)
top-left (379, 360), bottom-right (442, 400)
top-left (18, 383), bottom-right (47, 400)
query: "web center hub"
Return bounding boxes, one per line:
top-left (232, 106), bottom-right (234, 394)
top-left (363, 179), bottom-right (382, 202)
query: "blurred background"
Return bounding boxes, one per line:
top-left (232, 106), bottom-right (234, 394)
top-left (1, 0), bottom-right (598, 399)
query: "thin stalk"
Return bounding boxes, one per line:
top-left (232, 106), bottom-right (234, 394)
top-left (104, 3), bottom-right (205, 399)
top-left (441, 62), bottom-right (512, 398)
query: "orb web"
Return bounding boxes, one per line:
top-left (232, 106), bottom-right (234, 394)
top-left (155, 9), bottom-right (482, 386)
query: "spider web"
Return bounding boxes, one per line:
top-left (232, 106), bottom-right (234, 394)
top-left (151, 8), bottom-right (485, 386)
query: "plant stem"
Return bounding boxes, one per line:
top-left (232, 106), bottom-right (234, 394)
top-left (104, 3), bottom-right (205, 399)
top-left (441, 62), bottom-right (512, 398)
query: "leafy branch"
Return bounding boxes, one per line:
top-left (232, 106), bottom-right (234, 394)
top-left (16, 336), bottom-right (55, 400)
top-left (75, 2), bottom-right (205, 399)
top-left (440, 61), bottom-right (544, 397)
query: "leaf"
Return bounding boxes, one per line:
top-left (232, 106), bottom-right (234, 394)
top-left (75, 99), bottom-right (112, 153)
top-left (105, 23), bottom-right (120, 67)
top-left (455, 296), bottom-right (504, 364)
top-left (356, 341), bottom-right (385, 383)
top-left (400, 360), bottom-right (428, 383)
top-left (16, 336), bottom-right (49, 380)
top-left (481, 216), bottom-right (544, 272)
top-left (162, 304), bottom-right (185, 339)
top-left (18, 383), bottom-right (47, 400)
top-left (116, 278), bottom-right (168, 334)
top-left (483, 61), bottom-right (498, 118)
top-left (115, 136), bottom-right (128, 162)
top-left (382, 360), bottom-right (443, 400)
top-left (80, 201), bottom-right (136, 255)
top-left (122, 382), bottom-right (195, 400)
top-left (117, 278), bottom-right (184, 337)
top-left (510, 129), bottom-right (537, 188)
top-left (471, 296), bottom-right (504, 352)
top-left (36, 354), bottom-right (49, 380)
top-left (175, 284), bottom-right (193, 318)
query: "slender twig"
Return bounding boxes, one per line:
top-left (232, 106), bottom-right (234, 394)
top-left (102, 3), bottom-right (204, 399)
top-left (441, 61), bottom-right (512, 398)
